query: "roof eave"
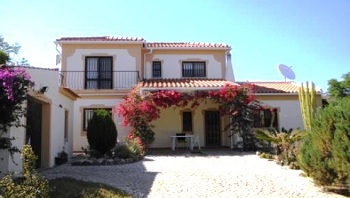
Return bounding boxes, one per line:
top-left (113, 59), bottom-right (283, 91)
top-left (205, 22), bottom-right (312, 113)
top-left (147, 47), bottom-right (231, 50)
top-left (255, 92), bottom-right (322, 96)
top-left (139, 87), bottom-right (223, 91)
top-left (255, 93), bottom-right (299, 95)
top-left (56, 40), bottom-right (145, 45)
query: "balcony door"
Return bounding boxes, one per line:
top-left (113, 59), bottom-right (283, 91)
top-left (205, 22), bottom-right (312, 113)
top-left (85, 57), bottom-right (113, 89)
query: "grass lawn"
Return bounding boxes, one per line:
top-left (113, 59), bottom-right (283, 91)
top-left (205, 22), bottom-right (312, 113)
top-left (49, 177), bottom-right (132, 198)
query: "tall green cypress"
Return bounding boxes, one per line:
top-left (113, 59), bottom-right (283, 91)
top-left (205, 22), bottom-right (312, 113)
top-left (87, 109), bottom-right (117, 155)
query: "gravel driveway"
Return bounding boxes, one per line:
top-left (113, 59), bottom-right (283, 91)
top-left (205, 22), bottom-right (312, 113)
top-left (41, 150), bottom-right (344, 198)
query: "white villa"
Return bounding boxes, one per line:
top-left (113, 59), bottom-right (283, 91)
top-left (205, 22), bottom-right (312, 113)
top-left (0, 36), bottom-right (322, 175)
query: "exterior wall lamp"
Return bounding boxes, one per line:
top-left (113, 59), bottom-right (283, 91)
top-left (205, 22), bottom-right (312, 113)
top-left (39, 86), bottom-right (49, 94)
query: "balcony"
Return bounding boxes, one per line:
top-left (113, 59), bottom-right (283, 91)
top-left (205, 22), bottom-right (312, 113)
top-left (59, 71), bottom-right (140, 90)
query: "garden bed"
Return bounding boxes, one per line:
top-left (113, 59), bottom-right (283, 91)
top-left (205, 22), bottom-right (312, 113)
top-left (70, 155), bottom-right (143, 166)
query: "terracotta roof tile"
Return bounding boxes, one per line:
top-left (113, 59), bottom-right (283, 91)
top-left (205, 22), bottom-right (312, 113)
top-left (147, 42), bottom-right (230, 49)
top-left (240, 82), bottom-right (300, 94)
top-left (56, 36), bottom-right (230, 49)
top-left (139, 78), bottom-right (238, 89)
top-left (56, 36), bottom-right (144, 42)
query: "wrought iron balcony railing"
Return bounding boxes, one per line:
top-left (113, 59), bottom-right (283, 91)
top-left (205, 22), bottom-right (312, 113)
top-left (59, 71), bottom-right (140, 90)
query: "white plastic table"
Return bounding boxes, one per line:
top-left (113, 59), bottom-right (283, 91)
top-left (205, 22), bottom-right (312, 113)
top-left (171, 135), bottom-right (199, 151)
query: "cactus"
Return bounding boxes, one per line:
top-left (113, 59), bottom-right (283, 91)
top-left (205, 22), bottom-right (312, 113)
top-left (298, 82), bottom-right (317, 131)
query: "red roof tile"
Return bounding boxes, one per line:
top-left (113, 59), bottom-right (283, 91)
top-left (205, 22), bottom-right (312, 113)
top-left (147, 42), bottom-right (230, 49)
top-left (139, 78), bottom-right (238, 89)
top-left (56, 36), bottom-right (230, 49)
top-left (56, 36), bottom-right (144, 42)
top-left (240, 82), bottom-right (300, 94)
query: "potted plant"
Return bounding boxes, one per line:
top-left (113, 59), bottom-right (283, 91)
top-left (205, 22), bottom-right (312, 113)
top-left (55, 149), bottom-right (68, 165)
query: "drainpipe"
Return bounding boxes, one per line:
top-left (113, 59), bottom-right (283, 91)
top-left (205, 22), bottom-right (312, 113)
top-left (140, 41), bottom-right (153, 95)
top-left (54, 41), bottom-right (62, 66)
top-left (143, 41), bottom-right (153, 80)
top-left (225, 50), bottom-right (235, 82)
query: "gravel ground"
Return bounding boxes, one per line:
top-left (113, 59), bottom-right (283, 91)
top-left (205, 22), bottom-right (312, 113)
top-left (41, 150), bottom-right (345, 198)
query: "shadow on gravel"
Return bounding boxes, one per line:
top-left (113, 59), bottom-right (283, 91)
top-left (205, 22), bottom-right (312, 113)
top-left (41, 159), bottom-right (158, 198)
top-left (43, 148), bottom-right (258, 197)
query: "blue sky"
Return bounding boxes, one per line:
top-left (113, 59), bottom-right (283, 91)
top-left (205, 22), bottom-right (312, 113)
top-left (1, 0), bottom-right (349, 92)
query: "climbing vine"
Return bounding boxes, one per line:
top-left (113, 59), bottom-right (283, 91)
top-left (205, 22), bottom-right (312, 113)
top-left (116, 83), bottom-right (258, 149)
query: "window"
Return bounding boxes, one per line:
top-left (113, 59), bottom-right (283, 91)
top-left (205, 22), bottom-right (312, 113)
top-left (152, 61), bottom-right (161, 78)
top-left (182, 111), bottom-right (193, 132)
top-left (83, 108), bottom-right (112, 131)
top-left (64, 110), bottom-right (68, 142)
top-left (182, 62), bottom-right (206, 77)
top-left (85, 57), bottom-right (113, 89)
top-left (253, 108), bottom-right (279, 130)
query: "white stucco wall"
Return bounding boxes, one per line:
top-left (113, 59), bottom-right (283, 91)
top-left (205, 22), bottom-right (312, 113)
top-left (67, 49), bottom-right (137, 71)
top-left (72, 98), bottom-right (131, 152)
top-left (260, 99), bottom-right (304, 131)
top-left (25, 67), bottom-right (75, 167)
top-left (145, 54), bottom-right (223, 79)
top-left (65, 49), bottom-right (139, 89)
top-left (1, 67), bottom-right (75, 174)
top-left (0, 117), bottom-right (25, 177)
top-left (150, 101), bottom-right (229, 148)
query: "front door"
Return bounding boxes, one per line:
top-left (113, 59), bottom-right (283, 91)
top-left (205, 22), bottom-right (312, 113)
top-left (26, 97), bottom-right (42, 168)
top-left (205, 111), bottom-right (221, 147)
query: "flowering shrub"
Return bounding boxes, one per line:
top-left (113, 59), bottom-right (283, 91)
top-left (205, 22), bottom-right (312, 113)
top-left (0, 67), bottom-right (34, 131)
top-left (0, 67), bottom-right (34, 154)
top-left (209, 84), bottom-right (260, 150)
top-left (125, 131), bottom-right (146, 156)
top-left (117, 83), bottom-right (258, 150)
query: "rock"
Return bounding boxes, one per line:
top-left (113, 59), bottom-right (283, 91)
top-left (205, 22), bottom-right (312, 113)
top-left (81, 160), bottom-right (92, 166)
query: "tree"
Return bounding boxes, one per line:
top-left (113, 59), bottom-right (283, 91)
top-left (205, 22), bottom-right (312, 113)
top-left (87, 109), bottom-right (117, 155)
top-left (327, 72), bottom-right (350, 99)
top-left (298, 97), bottom-right (350, 187)
top-left (0, 50), bottom-right (9, 65)
top-left (0, 36), bottom-right (29, 66)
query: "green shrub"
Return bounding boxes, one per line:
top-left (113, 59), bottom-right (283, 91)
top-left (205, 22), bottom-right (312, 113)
top-left (0, 145), bottom-right (49, 197)
top-left (298, 98), bottom-right (350, 186)
top-left (112, 137), bottom-right (145, 160)
top-left (87, 109), bottom-right (117, 155)
top-left (126, 137), bottom-right (145, 157)
top-left (112, 144), bottom-right (132, 159)
top-left (255, 127), bottom-right (303, 167)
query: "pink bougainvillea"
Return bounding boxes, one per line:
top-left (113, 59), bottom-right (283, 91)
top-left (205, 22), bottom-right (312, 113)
top-left (116, 83), bottom-right (257, 147)
top-left (0, 66), bottom-right (34, 152)
top-left (0, 67), bottom-right (33, 102)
